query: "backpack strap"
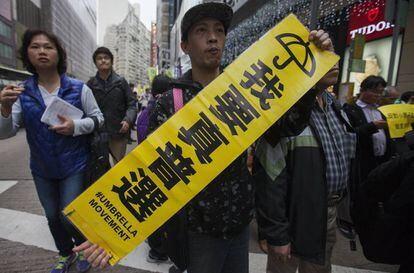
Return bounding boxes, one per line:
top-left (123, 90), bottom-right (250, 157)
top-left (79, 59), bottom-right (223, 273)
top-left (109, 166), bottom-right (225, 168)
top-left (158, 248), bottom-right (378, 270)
top-left (173, 88), bottom-right (184, 113)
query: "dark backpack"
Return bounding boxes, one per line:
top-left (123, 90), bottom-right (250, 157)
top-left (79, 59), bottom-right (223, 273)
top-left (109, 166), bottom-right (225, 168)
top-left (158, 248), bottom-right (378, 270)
top-left (84, 116), bottom-right (111, 188)
top-left (343, 149), bottom-right (414, 264)
top-left (351, 187), bottom-right (408, 264)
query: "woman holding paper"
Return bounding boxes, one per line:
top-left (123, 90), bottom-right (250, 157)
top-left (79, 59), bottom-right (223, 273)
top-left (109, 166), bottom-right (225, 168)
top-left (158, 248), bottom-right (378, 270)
top-left (0, 29), bottom-right (103, 273)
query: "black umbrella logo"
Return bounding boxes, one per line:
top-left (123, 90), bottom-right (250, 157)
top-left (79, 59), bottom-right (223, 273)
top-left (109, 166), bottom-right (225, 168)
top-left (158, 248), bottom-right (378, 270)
top-left (273, 33), bottom-right (316, 78)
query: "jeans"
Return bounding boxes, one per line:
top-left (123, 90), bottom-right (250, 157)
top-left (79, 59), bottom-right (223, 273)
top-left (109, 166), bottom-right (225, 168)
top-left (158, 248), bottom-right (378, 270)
top-left (187, 227), bottom-right (249, 273)
top-left (33, 171), bottom-right (86, 256)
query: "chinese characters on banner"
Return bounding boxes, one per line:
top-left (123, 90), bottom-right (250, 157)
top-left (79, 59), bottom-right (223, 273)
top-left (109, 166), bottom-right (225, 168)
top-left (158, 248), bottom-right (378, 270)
top-left (63, 14), bottom-right (339, 265)
top-left (379, 104), bottom-right (414, 138)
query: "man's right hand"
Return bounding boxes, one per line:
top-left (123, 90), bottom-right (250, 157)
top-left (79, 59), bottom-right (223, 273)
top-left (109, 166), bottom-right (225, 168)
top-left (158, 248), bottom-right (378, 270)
top-left (268, 243), bottom-right (291, 262)
top-left (373, 120), bottom-right (388, 130)
top-left (0, 85), bottom-right (24, 117)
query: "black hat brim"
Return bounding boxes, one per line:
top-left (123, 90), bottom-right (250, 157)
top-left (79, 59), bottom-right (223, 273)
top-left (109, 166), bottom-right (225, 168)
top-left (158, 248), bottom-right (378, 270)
top-left (181, 2), bottom-right (233, 41)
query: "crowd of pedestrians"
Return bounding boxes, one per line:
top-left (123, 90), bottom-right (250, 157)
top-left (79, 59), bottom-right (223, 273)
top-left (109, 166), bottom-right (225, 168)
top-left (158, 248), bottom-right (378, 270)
top-left (0, 2), bottom-right (413, 273)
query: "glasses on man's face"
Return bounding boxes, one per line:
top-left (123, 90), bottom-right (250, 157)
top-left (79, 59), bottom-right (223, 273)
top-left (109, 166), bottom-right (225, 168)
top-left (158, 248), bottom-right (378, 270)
top-left (96, 55), bottom-right (111, 62)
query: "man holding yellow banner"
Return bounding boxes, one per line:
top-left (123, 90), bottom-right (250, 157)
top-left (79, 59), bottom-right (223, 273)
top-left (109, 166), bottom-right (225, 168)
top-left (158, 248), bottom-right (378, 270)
top-left (71, 2), bottom-right (338, 273)
top-left (255, 61), bottom-right (356, 273)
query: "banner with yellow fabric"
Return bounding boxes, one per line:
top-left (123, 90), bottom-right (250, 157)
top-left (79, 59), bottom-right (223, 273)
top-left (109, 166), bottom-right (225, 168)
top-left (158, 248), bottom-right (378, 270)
top-left (379, 104), bottom-right (414, 138)
top-left (63, 14), bottom-right (339, 265)
top-left (164, 69), bottom-right (173, 79)
top-left (147, 67), bottom-right (158, 83)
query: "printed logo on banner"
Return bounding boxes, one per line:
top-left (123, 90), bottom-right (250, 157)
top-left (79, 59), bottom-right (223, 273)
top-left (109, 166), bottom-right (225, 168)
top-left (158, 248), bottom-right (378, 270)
top-left (274, 33), bottom-right (316, 77)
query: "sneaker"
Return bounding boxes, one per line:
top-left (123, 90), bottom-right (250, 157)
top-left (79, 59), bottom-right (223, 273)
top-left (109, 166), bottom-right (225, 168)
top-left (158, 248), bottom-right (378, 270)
top-left (146, 250), bottom-right (169, 264)
top-left (76, 251), bottom-right (91, 272)
top-left (51, 253), bottom-right (76, 273)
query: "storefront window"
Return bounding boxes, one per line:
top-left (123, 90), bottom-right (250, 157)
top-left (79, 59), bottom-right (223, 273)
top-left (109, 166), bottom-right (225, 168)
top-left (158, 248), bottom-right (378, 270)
top-left (340, 0), bottom-right (403, 96)
top-left (0, 21), bottom-right (11, 39)
top-left (0, 42), bottom-right (13, 59)
top-left (341, 36), bottom-right (403, 94)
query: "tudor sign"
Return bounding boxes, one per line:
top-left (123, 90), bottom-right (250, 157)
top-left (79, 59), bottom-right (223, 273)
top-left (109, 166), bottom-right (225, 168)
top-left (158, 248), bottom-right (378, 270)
top-left (347, 0), bottom-right (394, 44)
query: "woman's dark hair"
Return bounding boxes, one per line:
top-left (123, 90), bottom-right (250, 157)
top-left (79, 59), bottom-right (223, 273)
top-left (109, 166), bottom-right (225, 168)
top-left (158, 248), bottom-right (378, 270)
top-left (151, 74), bottom-right (171, 96)
top-left (92, 47), bottom-right (114, 64)
top-left (360, 75), bottom-right (387, 92)
top-left (19, 29), bottom-right (67, 75)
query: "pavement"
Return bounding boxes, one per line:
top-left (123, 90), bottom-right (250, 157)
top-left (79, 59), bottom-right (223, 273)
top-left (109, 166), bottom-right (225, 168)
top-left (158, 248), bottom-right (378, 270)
top-left (0, 129), bottom-right (399, 273)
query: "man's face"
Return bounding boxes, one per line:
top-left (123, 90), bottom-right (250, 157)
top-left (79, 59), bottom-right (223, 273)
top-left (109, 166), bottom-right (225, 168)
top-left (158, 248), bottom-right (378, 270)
top-left (360, 84), bottom-right (385, 105)
top-left (181, 18), bottom-right (226, 70)
top-left (94, 53), bottom-right (112, 71)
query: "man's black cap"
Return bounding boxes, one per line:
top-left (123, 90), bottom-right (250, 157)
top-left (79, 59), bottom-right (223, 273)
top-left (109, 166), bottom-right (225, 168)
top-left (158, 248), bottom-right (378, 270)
top-left (181, 2), bottom-right (233, 41)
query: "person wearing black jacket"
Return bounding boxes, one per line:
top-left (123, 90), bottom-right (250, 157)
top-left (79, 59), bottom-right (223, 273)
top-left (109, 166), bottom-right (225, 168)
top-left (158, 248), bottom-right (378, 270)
top-left (254, 63), bottom-right (357, 273)
top-left (75, 3), bottom-right (337, 272)
top-left (87, 47), bottom-right (137, 164)
top-left (354, 127), bottom-right (414, 273)
top-left (343, 75), bottom-right (393, 184)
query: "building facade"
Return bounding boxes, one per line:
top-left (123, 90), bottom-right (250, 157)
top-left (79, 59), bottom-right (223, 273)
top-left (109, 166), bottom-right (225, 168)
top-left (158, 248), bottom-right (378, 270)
top-left (156, 0), bottom-right (173, 71)
top-left (396, 0), bottom-right (414, 92)
top-left (103, 24), bottom-right (117, 53)
top-left (104, 4), bottom-right (151, 86)
top-left (0, 0), bottom-right (96, 82)
top-left (0, 0), bottom-right (16, 68)
top-left (44, 0), bottom-right (97, 81)
top-left (13, 0), bottom-right (42, 71)
top-left (97, 0), bottom-right (130, 45)
top-left (169, 0), bottom-right (414, 94)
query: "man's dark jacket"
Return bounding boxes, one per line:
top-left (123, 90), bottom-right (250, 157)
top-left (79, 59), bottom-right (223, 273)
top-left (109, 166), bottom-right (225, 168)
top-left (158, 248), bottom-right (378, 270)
top-left (87, 71), bottom-right (137, 138)
top-left (254, 95), bottom-right (355, 265)
top-left (354, 150), bottom-right (414, 265)
top-left (343, 102), bottom-right (393, 182)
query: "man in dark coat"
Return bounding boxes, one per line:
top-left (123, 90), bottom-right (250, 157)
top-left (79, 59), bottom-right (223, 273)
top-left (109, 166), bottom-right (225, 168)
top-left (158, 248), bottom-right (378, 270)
top-left (255, 62), bottom-right (356, 273)
top-left (87, 47), bottom-right (137, 164)
top-left (343, 75), bottom-right (393, 183)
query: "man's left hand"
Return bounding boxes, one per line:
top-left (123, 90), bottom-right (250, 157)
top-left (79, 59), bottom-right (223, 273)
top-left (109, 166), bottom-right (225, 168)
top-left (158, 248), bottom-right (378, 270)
top-left (49, 114), bottom-right (75, 135)
top-left (309, 30), bottom-right (338, 91)
top-left (119, 120), bottom-right (129, 133)
top-left (309, 30), bottom-right (334, 52)
top-left (73, 241), bottom-right (111, 269)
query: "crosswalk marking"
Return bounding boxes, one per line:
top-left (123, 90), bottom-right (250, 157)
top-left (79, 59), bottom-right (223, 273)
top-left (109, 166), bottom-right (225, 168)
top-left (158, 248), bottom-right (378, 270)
top-left (0, 180), bottom-right (17, 195)
top-left (0, 207), bottom-right (171, 272)
top-left (0, 181), bottom-right (389, 273)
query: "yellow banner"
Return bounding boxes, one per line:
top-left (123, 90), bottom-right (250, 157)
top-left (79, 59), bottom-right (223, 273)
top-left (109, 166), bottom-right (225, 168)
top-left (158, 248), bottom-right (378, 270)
top-left (64, 14), bottom-right (339, 265)
top-left (164, 69), bottom-right (173, 79)
top-left (147, 67), bottom-right (158, 83)
top-left (136, 84), bottom-right (144, 95)
top-left (379, 104), bottom-right (414, 138)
